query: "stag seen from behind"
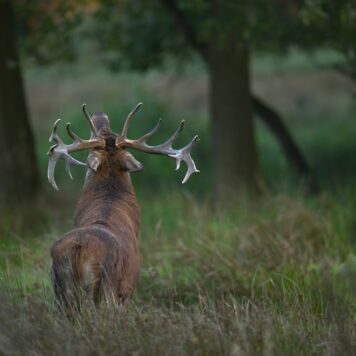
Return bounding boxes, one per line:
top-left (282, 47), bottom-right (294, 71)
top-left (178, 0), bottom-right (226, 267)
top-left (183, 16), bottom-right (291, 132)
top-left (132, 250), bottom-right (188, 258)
top-left (48, 103), bottom-right (199, 311)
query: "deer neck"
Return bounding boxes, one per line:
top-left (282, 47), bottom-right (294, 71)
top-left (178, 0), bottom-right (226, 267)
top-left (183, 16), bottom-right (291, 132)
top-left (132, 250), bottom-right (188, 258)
top-left (73, 167), bottom-right (140, 236)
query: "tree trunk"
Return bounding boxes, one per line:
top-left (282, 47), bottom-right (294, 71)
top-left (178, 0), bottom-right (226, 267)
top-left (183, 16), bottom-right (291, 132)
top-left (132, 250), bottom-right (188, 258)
top-left (0, 0), bottom-right (40, 204)
top-left (208, 43), bottom-right (261, 205)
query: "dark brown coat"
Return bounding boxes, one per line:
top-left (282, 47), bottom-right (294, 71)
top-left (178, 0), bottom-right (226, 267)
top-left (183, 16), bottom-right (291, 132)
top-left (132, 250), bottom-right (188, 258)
top-left (48, 105), bottom-right (198, 311)
top-left (51, 126), bottom-right (142, 309)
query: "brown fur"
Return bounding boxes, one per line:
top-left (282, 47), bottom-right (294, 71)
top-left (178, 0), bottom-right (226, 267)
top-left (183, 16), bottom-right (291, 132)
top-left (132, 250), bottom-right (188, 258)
top-left (51, 121), bottom-right (141, 310)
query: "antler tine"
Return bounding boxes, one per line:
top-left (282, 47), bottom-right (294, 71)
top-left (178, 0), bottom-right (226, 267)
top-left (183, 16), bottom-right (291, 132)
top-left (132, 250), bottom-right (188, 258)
top-left (119, 116), bottom-right (199, 183)
top-left (171, 135), bottom-right (200, 184)
top-left (47, 144), bottom-right (86, 190)
top-left (66, 122), bottom-right (82, 142)
top-left (47, 106), bottom-right (106, 190)
top-left (121, 102), bottom-right (142, 138)
top-left (47, 151), bottom-right (59, 191)
top-left (156, 120), bottom-right (184, 149)
top-left (49, 118), bottom-right (62, 144)
top-left (82, 103), bottom-right (98, 137)
top-left (136, 118), bottom-right (162, 143)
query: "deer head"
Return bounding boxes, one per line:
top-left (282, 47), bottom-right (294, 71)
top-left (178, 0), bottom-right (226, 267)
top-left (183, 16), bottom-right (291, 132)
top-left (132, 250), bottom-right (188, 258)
top-left (47, 103), bottom-right (199, 190)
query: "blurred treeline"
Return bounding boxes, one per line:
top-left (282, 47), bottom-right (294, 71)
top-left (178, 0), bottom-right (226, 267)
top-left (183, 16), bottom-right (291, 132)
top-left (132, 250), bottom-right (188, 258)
top-left (0, 0), bottom-right (356, 208)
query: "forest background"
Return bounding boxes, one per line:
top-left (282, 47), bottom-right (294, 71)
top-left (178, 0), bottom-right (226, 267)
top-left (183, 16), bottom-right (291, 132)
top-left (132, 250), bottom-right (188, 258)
top-left (0, 1), bottom-right (355, 354)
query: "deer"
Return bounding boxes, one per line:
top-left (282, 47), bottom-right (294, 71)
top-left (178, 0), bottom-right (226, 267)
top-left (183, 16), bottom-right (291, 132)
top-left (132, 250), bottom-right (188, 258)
top-left (47, 103), bottom-right (199, 311)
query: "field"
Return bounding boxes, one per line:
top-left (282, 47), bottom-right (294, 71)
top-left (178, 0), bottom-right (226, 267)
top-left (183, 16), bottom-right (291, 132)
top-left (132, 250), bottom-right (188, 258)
top-left (0, 54), bottom-right (355, 355)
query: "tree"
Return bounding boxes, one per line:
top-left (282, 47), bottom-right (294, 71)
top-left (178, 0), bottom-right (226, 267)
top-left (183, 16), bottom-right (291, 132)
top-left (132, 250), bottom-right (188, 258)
top-left (0, 0), bottom-right (40, 205)
top-left (92, 1), bottom-right (313, 204)
top-left (15, 0), bottom-right (355, 205)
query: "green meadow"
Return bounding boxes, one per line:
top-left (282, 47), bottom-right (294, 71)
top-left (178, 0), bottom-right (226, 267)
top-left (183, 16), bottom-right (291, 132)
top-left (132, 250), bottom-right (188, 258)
top-left (0, 55), bottom-right (355, 354)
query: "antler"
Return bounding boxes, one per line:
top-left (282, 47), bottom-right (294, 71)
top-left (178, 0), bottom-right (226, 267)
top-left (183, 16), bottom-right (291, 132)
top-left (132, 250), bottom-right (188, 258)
top-left (117, 103), bottom-right (199, 183)
top-left (47, 104), bottom-right (105, 190)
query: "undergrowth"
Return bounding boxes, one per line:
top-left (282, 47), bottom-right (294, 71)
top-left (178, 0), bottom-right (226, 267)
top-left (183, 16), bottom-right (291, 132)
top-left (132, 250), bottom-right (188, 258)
top-left (0, 191), bottom-right (355, 355)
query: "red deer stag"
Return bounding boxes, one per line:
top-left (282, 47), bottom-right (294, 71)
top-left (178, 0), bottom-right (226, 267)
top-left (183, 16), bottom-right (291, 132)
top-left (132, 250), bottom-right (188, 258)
top-left (48, 103), bottom-right (199, 310)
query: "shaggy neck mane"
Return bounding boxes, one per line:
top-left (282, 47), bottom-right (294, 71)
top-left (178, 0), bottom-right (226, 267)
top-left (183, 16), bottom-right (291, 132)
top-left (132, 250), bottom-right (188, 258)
top-left (74, 161), bottom-right (140, 238)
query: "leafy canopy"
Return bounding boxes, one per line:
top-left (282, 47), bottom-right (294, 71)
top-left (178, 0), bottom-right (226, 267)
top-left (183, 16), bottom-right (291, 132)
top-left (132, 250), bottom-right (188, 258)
top-left (14, 0), bottom-right (355, 74)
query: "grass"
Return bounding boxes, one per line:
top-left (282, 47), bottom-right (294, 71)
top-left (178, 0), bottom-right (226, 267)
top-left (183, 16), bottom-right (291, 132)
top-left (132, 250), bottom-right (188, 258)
top-left (0, 191), bottom-right (355, 355)
top-left (1, 56), bottom-right (355, 354)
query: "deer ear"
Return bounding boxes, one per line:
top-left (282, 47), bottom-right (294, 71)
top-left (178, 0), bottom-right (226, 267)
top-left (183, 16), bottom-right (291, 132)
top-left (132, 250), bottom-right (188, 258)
top-left (122, 152), bottom-right (144, 173)
top-left (87, 151), bottom-right (102, 171)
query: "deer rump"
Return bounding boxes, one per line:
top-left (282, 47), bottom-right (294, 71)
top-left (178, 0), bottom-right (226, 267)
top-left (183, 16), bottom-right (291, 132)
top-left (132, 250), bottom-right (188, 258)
top-left (51, 225), bottom-right (139, 309)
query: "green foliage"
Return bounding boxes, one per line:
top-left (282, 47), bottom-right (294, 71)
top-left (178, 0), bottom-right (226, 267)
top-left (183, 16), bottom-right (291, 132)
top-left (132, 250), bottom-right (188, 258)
top-left (0, 191), bottom-right (355, 354)
top-left (14, 0), bottom-right (84, 63)
top-left (300, 0), bottom-right (356, 78)
top-left (92, 0), bottom-right (190, 71)
top-left (14, 0), bottom-right (356, 73)
top-left (91, 0), bottom-right (356, 62)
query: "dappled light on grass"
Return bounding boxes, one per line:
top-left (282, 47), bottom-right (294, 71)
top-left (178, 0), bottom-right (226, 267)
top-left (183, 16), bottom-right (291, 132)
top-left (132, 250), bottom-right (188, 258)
top-left (0, 192), bottom-right (355, 354)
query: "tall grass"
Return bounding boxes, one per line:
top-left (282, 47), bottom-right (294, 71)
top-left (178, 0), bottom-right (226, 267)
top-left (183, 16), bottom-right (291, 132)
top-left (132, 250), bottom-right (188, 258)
top-left (0, 191), bottom-right (355, 355)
